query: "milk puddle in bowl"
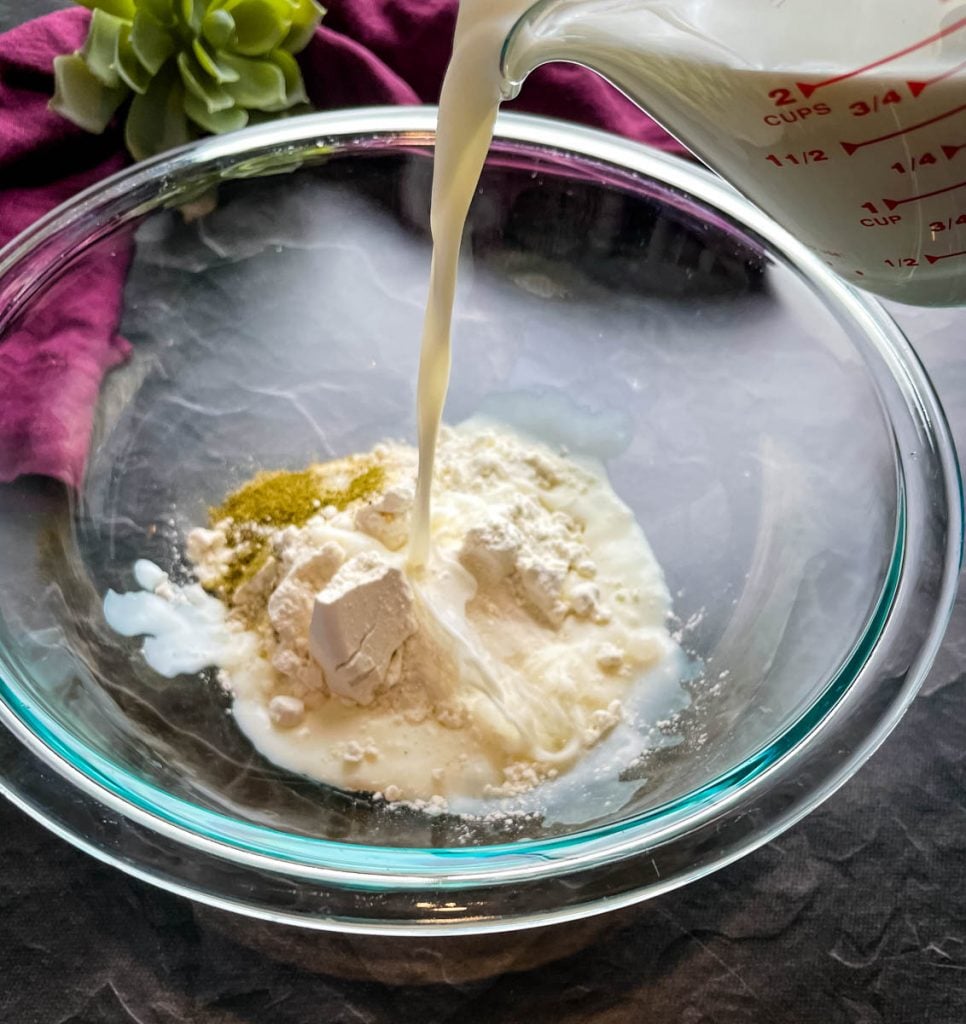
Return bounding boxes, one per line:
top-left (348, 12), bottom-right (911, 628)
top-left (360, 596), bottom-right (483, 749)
top-left (103, 0), bottom-right (693, 821)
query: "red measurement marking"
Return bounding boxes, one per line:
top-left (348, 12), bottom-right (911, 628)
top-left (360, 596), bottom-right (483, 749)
top-left (797, 18), bottom-right (966, 97)
top-left (841, 103), bottom-right (966, 155)
top-left (942, 143), bottom-right (966, 159)
top-left (883, 178), bottom-right (966, 210)
top-left (766, 149), bottom-right (829, 167)
top-left (925, 249), bottom-right (966, 264)
top-left (892, 152), bottom-right (940, 173)
top-left (907, 56), bottom-right (966, 97)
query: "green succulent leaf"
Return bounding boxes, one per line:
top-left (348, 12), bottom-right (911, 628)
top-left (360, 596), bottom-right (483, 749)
top-left (53, 0), bottom-right (324, 160)
top-left (201, 8), bottom-right (235, 49)
top-left (218, 51), bottom-right (287, 108)
top-left (75, 0), bottom-right (137, 20)
top-left (116, 24), bottom-right (153, 93)
top-left (180, 0), bottom-right (207, 31)
top-left (80, 8), bottom-right (127, 87)
top-left (130, 8), bottom-right (177, 74)
top-left (193, 38), bottom-right (240, 83)
top-left (139, 0), bottom-right (176, 23)
top-left (267, 47), bottom-right (307, 108)
top-left (281, 0), bottom-right (323, 53)
top-left (50, 52), bottom-right (128, 133)
top-left (184, 90), bottom-right (249, 133)
top-left (126, 65), bottom-right (191, 160)
top-left (222, 0), bottom-right (291, 56)
top-left (177, 50), bottom-right (235, 110)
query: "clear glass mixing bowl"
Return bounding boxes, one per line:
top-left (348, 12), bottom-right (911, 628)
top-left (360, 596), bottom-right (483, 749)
top-left (0, 109), bottom-right (960, 934)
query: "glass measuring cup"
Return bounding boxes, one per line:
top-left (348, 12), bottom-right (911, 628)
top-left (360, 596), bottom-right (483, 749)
top-left (502, 0), bottom-right (966, 305)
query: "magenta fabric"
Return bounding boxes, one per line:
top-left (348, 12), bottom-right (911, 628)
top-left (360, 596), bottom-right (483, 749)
top-left (0, 9), bottom-right (130, 488)
top-left (0, 2), bottom-right (681, 488)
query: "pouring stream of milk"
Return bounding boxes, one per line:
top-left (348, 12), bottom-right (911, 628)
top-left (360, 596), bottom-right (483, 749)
top-left (409, 0), bottom-right (531, 568)
top-left (408, 1), bottom-right (966, 545)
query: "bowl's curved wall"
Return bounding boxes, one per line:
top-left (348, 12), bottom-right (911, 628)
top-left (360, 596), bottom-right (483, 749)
top-left (0, 109), bottom-right (959, 931)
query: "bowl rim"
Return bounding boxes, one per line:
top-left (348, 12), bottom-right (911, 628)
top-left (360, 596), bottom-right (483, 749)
top-left (0, 107), bottom-right (961, 927)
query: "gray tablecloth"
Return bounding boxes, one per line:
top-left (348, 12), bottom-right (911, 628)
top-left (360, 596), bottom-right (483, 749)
top-left (1, 3), bottom-right (964, 1021)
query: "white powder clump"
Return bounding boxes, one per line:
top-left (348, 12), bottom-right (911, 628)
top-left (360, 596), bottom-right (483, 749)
top-left (596, 643), bottom-right (624, 672)
top-left (309, 553), bottom-right (417, 705)
top-left (186, 528), bottom-right (233, 588)
top-left (268, 695), bottom-right (305, 729)
top-left (354, 485), bottom-right (413, 551)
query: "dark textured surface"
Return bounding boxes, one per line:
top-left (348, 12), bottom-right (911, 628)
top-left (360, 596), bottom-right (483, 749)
top-left (2, 2), bottom-right (966, 1021)
top-left (2, 680), bottom-right (965, 1022)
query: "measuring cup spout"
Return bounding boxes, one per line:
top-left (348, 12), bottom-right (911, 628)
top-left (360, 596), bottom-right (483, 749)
top-left (501, 0), bottom-right (646, 97)
top-left (500, 0), bottom-right (717, 153)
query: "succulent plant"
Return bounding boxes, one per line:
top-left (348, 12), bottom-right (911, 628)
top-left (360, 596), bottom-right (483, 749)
top-left (50, 0), bottom-right (325, 160)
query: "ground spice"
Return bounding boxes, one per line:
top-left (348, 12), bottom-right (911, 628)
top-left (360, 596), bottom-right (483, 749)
top-left (208, 460), bottom-right (386, 600)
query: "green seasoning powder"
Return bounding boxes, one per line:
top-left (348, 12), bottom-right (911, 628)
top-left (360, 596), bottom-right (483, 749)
top-left (208, 461), bottom-right (385, 600)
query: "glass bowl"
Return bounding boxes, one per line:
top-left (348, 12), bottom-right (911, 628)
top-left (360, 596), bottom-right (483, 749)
top-left (0, 108), bottom-right (960, 935)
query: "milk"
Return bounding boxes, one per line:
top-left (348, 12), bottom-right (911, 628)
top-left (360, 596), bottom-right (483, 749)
top-left (409, 0), bottom-right (532, 567)
top-left (412, 0), bottom-right (966, 558)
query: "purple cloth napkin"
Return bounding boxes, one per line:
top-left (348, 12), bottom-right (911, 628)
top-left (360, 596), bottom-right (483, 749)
top-left (0, 9), bottom-right (130, 489)
top-left (0, 2), bottom-right (681, 489)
